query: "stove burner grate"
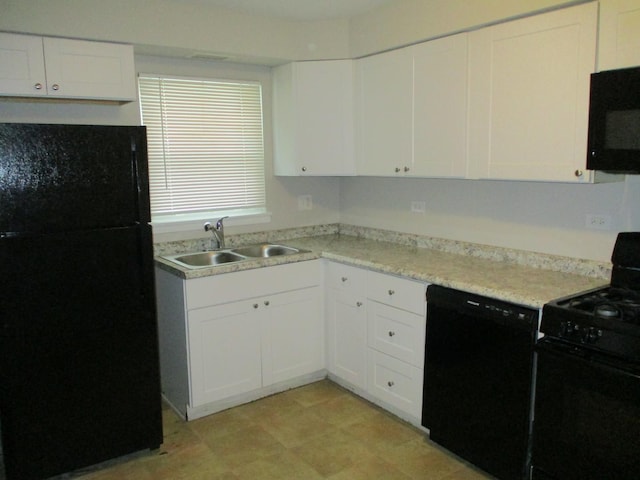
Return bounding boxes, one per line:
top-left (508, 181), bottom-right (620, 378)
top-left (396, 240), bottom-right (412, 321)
top-left (564, 288), bottom-right (640, 325)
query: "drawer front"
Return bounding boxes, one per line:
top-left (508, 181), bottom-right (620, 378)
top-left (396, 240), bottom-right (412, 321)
top-left (367, 301), bottom-right (425, 367)
top-left (367, 349), bottom-right (423, 419)
top-left (186, 260), bottom-right (321, 310)
top-left (325, 261), bottom-right (367, 295)
top-left (367, 270), bottom-right (426, 315)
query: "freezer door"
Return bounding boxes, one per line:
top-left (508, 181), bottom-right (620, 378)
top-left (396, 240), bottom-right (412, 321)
top-left (0, 123), bottom-right (151, 234)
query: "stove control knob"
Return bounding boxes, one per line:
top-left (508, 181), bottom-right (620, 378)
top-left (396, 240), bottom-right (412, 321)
top-left (559, 321), bottom-right (573, 336)
top-left (585, 327), bottom-right (602, 344)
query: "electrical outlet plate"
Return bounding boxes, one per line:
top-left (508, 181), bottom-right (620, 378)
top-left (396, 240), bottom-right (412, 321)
top-left (585, 214), bottom-right (612, 230)
top-left (297, 195), bottom-right (313, 211)
top-left (411, 201), bottom-right (426, 213)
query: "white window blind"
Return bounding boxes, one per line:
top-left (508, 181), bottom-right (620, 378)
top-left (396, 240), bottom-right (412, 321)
top-left (138, 75), bottom-right (266, 219)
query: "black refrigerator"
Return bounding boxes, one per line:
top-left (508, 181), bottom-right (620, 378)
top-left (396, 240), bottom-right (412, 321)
top-left (0, 124), bottom-right (163, 480)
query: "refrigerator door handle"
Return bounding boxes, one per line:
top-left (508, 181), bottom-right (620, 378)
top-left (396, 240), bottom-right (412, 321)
top-left (131, 138), bottom-right (142, 222)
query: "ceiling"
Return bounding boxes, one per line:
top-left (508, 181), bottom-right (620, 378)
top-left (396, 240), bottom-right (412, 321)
top-left (176, 0), bottom-right (399, 21)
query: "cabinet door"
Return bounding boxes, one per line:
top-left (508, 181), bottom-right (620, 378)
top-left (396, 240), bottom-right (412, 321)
top-left (599, 0), bottom-right (640, 70)
top-left (356, 48), bottom-right (413, 176)
top-left (188, 301), bottom-right (262, 407)
top-left (0, 32), bottom-right (47, 97)
top-left (43, 37), bottom-right (136, 101)
top-left (273, 60), bottom-right (355, 176)
top-left (326, 289), bottom-right (367, 389)
top-left (262, 287), bottom-right (324, 386)
top-left (468, 2), bottom-right (597, 182)
top-left (412, 33), bottom-right (468, 178)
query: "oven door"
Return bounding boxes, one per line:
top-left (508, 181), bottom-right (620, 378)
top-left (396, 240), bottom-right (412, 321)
top-left (531, 337), bottom-right (640, 480)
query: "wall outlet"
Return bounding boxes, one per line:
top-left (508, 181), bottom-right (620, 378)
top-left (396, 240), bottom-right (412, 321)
top-left (585, 214), bottom-right (612, 230)
top-left (411, 201), bottom-right (426, 213)
top-left (297, 194), bottom-right (313, 211)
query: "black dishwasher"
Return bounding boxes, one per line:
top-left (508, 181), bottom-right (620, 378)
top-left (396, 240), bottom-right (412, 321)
top-left (422, 285), bottom-right (538, 480)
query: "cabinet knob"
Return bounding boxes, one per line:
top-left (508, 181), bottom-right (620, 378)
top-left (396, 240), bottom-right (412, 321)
top-left (34, 82), bottom-right (43, 90)
top-left (394, 167), bottom-right (401, 173)
top-left (388, 289), bottom-right (395, 296)
top-left (387, 381), bottom-right (395, 387)
top-left (341, 277), bottom-right (348, 282)
top-left (356, 301), bottom-right (363, 307)
top-left (388, 331), bottom-right (395, 337)
top-left (574, 169), bottom-right (583, 177)
top-left (404, 166), bottom-right (410, 173)
top-left (51, 84), bottom-right (60, 91)
top-left (264, 300), bottom-right (270, 306)
top-left (301, 166), bottom-right (307, 172)
top-left (253, 303), bottom-right (259, 309)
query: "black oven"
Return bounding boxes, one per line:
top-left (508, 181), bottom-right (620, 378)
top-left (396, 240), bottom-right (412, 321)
top-left (531, 338), bottom-right (640, 480)
top-left (587, 66), bottom-right (640, 173)
top-left (531, 232), bottom-right (640, 479)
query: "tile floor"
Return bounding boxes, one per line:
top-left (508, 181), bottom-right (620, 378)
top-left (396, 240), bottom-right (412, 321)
top-left (62, 380), bottom-right (492, 479)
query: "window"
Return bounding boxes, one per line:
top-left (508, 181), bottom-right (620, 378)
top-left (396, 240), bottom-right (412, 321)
top-left (138, 74), bottom-right (266, 228)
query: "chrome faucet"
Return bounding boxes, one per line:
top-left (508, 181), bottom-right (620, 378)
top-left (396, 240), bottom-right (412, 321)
top-left (204, 216), bottom-right (229, 250)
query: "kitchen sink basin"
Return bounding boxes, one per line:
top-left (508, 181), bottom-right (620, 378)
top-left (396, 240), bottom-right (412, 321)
top-left (161, 243), bottom-right (308, 269)
top-left (165, 251), bottom-right (246, 268)
top-left (231, 243), bottom-right (301, 258)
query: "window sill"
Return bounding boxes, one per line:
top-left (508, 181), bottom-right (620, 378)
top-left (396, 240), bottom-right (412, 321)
top-left (150, 210), bottom-right (272, 235)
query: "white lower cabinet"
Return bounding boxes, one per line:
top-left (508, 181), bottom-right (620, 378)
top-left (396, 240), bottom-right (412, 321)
top-left (188, 301), bottom-right (262, 406)
top-left (365, 271), bottom-right (427, 422)
top-left (325, 261), bottom-right (427, 424)
top-left (156, 260), bottom-right (324, 420)
top-left (325, 262), bottom-right (368, 390)
top-left (262, 288), bottom-right (324, 386)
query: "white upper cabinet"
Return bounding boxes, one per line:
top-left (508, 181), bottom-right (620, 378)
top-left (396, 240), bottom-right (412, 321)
top-left (0, 32), bottom-right (47, 96)
top-left (411, 33), bottom-right (468, 178)
top-left (273, 60), bottom-right (355, 176)
top-left (356, 48), bottom-right (413, 176)
top-left (467, 2), bottom-right (598, 182)
top-left (0, 32), bottom-right (136, 101)
top-left (598, 0), bottom-right (640, 70)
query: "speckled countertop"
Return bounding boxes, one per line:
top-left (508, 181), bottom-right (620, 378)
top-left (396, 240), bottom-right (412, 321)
top-left (154, 226), bottom-right (609, 309)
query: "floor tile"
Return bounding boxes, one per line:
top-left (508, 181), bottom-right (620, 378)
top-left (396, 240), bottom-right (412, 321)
top-left (61, 379), bottom-right (495, 480)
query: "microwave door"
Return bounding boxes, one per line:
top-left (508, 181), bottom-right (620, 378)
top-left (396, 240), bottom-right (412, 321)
top-left (587, 66), bottom-right (640, 173)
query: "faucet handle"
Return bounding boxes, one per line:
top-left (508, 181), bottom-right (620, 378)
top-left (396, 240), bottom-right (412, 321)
top-left (204, 221), bottom-right (212, 232)
top-left (215, 216), bottom-right (229, 230)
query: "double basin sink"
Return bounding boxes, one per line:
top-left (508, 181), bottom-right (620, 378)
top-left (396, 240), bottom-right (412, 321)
top-left (162, 243), bottom-right (307, 269)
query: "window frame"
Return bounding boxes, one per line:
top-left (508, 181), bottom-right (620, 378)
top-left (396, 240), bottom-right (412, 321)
top-left (138, 71), bottom-right (271, 234)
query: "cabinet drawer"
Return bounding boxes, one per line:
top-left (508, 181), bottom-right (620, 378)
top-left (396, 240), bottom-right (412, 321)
top-left (367, 349), bottom-right (423, 419)
top-left (367, 301), bottom-right (425, 367)
top-left (367, 270), bottom-right (426, 315)
top-left (325, 261), bottom-right (367, 295)
top-left (186, 260), bottom-right (321, 310)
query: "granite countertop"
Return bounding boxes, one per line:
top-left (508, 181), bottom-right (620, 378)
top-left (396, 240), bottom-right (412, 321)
top-left (155, 232), bottom-right (608, 309)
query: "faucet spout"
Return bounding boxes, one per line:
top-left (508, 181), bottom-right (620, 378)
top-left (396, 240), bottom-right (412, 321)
top-left (204, 216), bottom-right (229, 250)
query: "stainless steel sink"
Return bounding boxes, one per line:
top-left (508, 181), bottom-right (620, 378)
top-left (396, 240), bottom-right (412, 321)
top-left (231, 243), bottom-right (301, 258)
top-left (164, 251), bottom-right (246, 268)
top-left (161, 243), bottom-right (307, 269)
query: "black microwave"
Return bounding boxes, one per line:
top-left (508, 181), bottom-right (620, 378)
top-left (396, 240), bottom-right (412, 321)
top-left (587, 66), bottom-right (640, 173)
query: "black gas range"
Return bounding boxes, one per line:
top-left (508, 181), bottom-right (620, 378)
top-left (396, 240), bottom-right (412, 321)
top-left (540, 232), bottom-right (640, 363)
top-left (531, 232), bottom-right (640, 480)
